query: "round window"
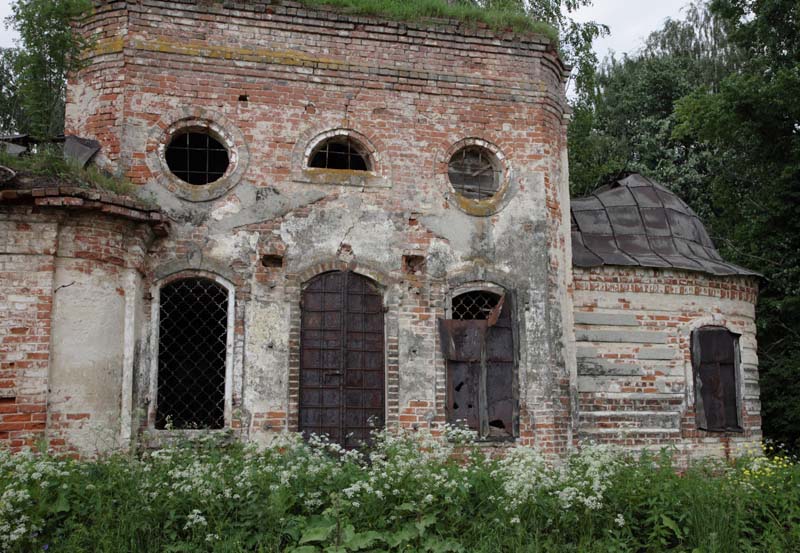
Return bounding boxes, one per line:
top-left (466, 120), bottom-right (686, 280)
top-left (165, 131), bottom-right (230, 185)
top-left (448, 146), bottom-right (502, 200)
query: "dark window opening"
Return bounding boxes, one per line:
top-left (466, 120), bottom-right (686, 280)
top-left (156, 278), bottom-right (229, 430)
top-left (691, 326), bottom-right (742, 432)
top-left (308, 137), bottom-right (370, 171)
top-left (452, 290), bottom-right (503, 320)
top-left (165, 131), bottom-right (230, 185)
top-left (448, 146), bottom-right (501, 200)
top-left (238, 94), bottom-right (249, 102)
top-left (261, 254), bottom-right (284, 268)
top-left (438, 289), bottom-right (515, 439)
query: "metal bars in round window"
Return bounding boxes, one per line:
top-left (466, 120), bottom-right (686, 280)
top-left (156, 278), bottom-right (229, 430)
top-left (308, 138), bottom-right (371, 171)
top-left (164, 131), bottom-right (230, 185)
top-left (448, 146), bottom-right (502, 200)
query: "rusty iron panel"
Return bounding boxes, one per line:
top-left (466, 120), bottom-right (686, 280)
top-left (439, 294), bottom-right (515, 437)
top-left (693, 327), bottom-right (741, 432)
top-left (300, 271), bottom-right (385, 449)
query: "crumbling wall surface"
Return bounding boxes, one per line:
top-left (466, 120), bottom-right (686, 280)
top-left (64, 1), bottom-right (575, 453)
top-left (0, 198), bottom-right (157, 456)
top-left (573, 266), bottom-right (761, 462)
top-left (47, 214), bottom-right (152, 456)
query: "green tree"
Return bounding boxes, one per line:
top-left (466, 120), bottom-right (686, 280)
top-left (3, 0), bottom-right (91, 138)
top-left (0, 47), bottom-right (23, 134)
top-left (674, 0), bottom-right (800, 449)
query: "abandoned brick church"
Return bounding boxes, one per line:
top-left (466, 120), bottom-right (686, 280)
top-left (0, 1), bottom-right (762, 460)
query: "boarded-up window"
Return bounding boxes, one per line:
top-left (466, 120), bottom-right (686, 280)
top-left (691, 326), bottom-right (742, 432)
top-left (438, 290), bottom-right (516, 439)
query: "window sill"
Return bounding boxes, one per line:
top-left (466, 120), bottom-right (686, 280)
top-left (296, 168), bottom-right (390, 188)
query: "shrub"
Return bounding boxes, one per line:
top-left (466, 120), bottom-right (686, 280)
top-left (0, 431), bottom-right (798, 552)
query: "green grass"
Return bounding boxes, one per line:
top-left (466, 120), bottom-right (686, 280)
top-left (295, 0), bottom-right (558, 40)
top-left (0, 145), bottom-right (137, 197)
top-left (1, 430), bottom-right (798, 552)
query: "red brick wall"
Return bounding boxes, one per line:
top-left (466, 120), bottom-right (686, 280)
top-left (0, 211), bottom-right (57, 452)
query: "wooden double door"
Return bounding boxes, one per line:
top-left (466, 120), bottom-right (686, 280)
top-left (299, 271), bottom-right (385, 448)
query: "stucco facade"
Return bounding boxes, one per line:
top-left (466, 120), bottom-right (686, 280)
top-left (0, 0), bottom-right (760, 459)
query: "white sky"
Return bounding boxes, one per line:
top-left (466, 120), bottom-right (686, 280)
top-left (0, 0), bottom-right (689, 58)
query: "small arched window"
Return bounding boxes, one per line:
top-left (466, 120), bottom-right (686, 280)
top-left (308, 136), bottom-right (371, 171)
top-left (691, 326), bottom-right (742, 432)
top-left (155, 277), bottom-right (230, 430)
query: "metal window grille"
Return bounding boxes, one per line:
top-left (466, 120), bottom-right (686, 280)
top-left (448, 147), bottom-right (501, 200)
top-left (308, 138), bottom-right (370, 171)
top-left (164, 131), bottom-right (230, 185)
top-left (156, 278), bottom-right (229, 430)
top-left (451, 290), bottom-right (504, 320)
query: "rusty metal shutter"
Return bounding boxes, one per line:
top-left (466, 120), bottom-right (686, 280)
top-left (485, 299), bottom-right (514, 436)
top-left (438, 292), bottom-right (516, 439)
top-left (692, 327), bottom-right (741, 432)
top-left (438, 319), bottom-right (486, 430)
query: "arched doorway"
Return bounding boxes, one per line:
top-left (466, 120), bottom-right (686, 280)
top-left (299, 271), bottom-right (385, 448)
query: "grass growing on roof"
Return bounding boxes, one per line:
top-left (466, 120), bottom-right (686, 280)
top-left (296, 0), bottom-right (558, 40)
top-left (0, 145), bottom-right (137, 197)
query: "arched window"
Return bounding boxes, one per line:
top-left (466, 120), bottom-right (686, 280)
top-left (307, 136), bottom-right (371, 171)
top-left (691, 326), bottom-right (742, 432)
top-left (439, 288), bottom-right (516, 439)
top-left (155, 277), bottom-right (230, 429)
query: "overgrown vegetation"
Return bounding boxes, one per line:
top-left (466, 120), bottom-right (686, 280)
top-left (297, 0), bottom-right (556, 38)
top-left (568, 0), bottom-right (800, 451)
top-left (0, 146), bottom-right (136, 196)
top-left (1, 430), bottom-right (797, 552)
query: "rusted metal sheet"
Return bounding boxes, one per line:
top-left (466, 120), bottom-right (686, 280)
top-left (571, 173), bottom-right (760, 276)
top-left (485, 298), bottom-right (514, 436)
top-left (300, 271), bottom-right (385, 448)
top-left (439, 291), bottom-right (515, 439)
top-left (692, 327), bottom-right (741, 432)
top-left (438, 319), bottom-right (486, 430)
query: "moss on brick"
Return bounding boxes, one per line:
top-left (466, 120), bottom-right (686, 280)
top-left (295, 0), bottom-right (558, 40)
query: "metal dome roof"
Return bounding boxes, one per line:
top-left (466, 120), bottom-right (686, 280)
top-left (570, 173), bottom-right (759, 277)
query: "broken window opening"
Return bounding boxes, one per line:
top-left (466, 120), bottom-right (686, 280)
top-left (448, 146), bottom-right (502, 201)
top-left (165, 131), bottom-right (230, 185)
top-left (439, 289), bottom-right (515, 439)
top-left (308, 137), bottom-right (371, 171)
top-left (691, 326), bottom-right (742, 432)
top-left (156, 277), bottom-right (229, 430)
